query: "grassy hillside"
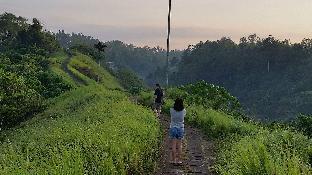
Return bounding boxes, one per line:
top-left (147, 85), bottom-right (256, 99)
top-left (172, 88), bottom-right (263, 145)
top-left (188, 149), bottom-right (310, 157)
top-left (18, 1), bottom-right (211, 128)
top-left (68, 52), bottom-right (121, 89)
top-left (151, 82), bottom-right (312, 175)
top-left (0, 51), bottom-right (161, 174)
top-left (49, 51), bottom-right (79, 88)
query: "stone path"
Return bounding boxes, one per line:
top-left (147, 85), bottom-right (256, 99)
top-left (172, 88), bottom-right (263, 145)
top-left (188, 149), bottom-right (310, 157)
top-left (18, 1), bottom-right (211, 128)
top-left (155, 114), bottom-right (216, 175)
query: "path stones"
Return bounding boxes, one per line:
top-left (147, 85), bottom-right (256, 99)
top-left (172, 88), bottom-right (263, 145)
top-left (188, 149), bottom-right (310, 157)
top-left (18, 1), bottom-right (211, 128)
top-left (155, 115), bottom-right (216, 175)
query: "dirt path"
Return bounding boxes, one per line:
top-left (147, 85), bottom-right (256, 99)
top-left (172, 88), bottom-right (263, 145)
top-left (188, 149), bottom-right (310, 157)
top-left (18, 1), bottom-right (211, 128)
top-left (61, 51), bottom-right (87, 85)
top-left (155, 114), bottom-right (216, 175)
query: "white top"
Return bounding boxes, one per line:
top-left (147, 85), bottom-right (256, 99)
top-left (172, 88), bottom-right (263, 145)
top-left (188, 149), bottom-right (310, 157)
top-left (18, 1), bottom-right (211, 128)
top-left (170, 108), bottom-right (186, 129)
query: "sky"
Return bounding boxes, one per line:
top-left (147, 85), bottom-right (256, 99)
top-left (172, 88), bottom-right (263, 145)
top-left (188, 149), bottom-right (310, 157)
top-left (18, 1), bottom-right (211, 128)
top-left (1, 0), bottom-right (312, 49)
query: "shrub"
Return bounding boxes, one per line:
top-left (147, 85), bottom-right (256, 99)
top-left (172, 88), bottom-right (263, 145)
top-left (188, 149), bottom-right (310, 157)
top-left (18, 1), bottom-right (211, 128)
top-left (167, 81), bottom-right (246, 119)
top-left (115, 68), bottom-right (145, 95)
top-left (38, 71), bottom-right (72, 98)
top-left (0, 69), bottom-right (43, 127)
top-left (292, 114), bottom-right (312, 138)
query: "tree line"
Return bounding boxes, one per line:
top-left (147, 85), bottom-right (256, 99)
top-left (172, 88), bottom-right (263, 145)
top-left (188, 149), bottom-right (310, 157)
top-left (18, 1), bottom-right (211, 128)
top-left (55, 31), bottom-right (182, 85)
top-left (172, 35), bottom-right (312, 120)
top-left (0, 13), bottom-right (70, 128)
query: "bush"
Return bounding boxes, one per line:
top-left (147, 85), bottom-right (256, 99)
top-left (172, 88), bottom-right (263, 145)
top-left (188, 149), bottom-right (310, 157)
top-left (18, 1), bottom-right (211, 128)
top-left (115, 68), bottom-right (145, 95)
top-left (292, 114), bottom-right (312, 138)
top-left (166, 81), bottom-right (246, 119)
top-left (37, 71), bottom-right (72, 98)
top-left (0, 69), bottom-right (43, 127)
top-left (137, 91), bottom-right (154, 108)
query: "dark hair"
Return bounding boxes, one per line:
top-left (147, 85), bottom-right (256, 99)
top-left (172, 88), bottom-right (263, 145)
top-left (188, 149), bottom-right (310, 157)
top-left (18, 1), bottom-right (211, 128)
top-left (156, 83), bottom-right (160, 87)
top-left (173, 98), bottom-right (184, 112)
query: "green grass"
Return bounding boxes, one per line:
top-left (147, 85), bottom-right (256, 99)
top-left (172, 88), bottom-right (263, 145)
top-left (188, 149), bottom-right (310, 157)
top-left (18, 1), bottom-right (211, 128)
top-left (217, 130), bottom-right (312, 175)
top-left (0, 51), bottom-right (161, 174)
top-left (49, 51), bottom-right (78, 88)
top-left (67, 65), bottom-right (96, 86)
top-left (182, 105), bottom-right (312, 175)
top-left (69, 52), bottom-right (121, 90)
top-left (185, 105), bottom-right (257, 138)
top-left (162, 85), bottom-right (312, 175)
top-left (0, 85), bottom-right (161, 174)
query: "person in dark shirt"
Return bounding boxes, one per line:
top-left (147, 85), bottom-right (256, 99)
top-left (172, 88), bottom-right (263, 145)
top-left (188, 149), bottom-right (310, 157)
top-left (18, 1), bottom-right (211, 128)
top-left (154, 84), bottom-right (164, 117)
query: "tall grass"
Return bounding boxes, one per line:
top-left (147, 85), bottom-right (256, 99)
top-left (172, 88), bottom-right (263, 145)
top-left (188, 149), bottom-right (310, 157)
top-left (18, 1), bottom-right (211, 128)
top-left (49, 51), bottom-right (78, 88)
top-left (217, 130), bottom-right (312, 175)
top-left (0, 85), bottom-right (161, 174)
top-left (69, 52), bottom-right (121, 90)
top-left (163, 83), bottom-right (312, 175)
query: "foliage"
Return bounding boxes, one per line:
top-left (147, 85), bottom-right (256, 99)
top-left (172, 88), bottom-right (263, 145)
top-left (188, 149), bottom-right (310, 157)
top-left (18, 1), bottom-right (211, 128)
top-left (173, 35), bottom-right (312, 120)
top-left (167, 81), bottom-right (244, 118)
top-left (68, 52), bottom-right (121, 90)
top-left (186, 105), bottom-right (256, 138)
top-left (115, 68), bottom-right (145, 95)
top-left (0, 69), bottom-right (43, 127)
top-left (217, 130), bottom-right (312, 175)
top-left (137, 91), bottom-right (154, 108)
top-left (37, 71), bottom-right (71, 98)
top-left (71, 44), bottom-right (106, 64)
top-left (55, 30), bottom-right (100, 49)
top-left (49, 51), bottom-right (78, 88)
top-left (0, 85), bottom-right (161, 174)
top-left (161, 80), bottom-right (312, 174)
top-left (0, 13), bottom-right (71, 128)
top-left (292, 114), bottom-right (312, 138)
top-left (1, 13), bottom-right (59, 54)
top-left (55, 31), bottom-right (183, 84)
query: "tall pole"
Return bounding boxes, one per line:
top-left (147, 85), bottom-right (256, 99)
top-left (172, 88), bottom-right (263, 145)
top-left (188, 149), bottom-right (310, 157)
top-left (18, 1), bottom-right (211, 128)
top-left (166, 0), bottom-right (172, 86)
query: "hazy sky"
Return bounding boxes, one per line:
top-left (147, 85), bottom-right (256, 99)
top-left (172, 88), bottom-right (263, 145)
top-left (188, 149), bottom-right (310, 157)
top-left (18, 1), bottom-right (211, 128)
top-left (1, 0), bottom-right (312, 49)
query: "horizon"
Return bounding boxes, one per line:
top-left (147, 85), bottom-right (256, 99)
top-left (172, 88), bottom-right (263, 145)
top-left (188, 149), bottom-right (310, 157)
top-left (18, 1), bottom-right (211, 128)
top-left (1, 0), bottom-right (312, 49)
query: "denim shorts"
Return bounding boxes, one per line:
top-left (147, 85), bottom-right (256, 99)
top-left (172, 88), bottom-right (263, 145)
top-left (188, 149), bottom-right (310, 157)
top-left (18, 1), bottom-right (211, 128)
top-left (169, 127), bottom-right (184, 140)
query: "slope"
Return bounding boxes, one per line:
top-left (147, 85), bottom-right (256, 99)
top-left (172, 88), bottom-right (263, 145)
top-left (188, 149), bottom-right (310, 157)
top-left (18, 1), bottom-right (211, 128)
top-left (0, 51), bottom-right (161, 174)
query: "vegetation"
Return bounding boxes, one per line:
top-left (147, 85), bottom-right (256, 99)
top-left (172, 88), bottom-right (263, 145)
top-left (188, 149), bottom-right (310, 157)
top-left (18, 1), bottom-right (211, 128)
top-left (172, 35), bottom-right (312, 120)
top-left (2, 12), bottom-right (312, 175)
top-left (0, 85), bottom-right (161, 174)
top-left (115, 68), bottom-right (145, 95)
top-left (0, 13), bottom-right (70, 128)
top-left (1, 13), bottom-right (161, 174)
top-left (292, 114), bottom-right (312, 138)
top-left (159, 81), bottom-right (312, 175)
top-left (68, 52), bottom-right (121, 89)
top-left (166, 81), bottom-right (243, 118)
top-left (49, 51), bottom-right (79, 88)
top-left (55, 31), bottom-right (182, 84)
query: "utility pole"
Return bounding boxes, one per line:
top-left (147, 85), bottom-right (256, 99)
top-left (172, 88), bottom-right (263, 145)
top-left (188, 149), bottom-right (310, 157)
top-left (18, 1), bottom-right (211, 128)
top-left (166, 0), bottom-right (172, 87)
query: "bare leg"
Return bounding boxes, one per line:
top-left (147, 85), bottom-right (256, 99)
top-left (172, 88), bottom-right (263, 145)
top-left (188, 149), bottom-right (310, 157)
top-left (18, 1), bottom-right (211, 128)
top-left (176, 139), bottom-right (183, 162)
top-left (170, 139), bottom-right (177, 163)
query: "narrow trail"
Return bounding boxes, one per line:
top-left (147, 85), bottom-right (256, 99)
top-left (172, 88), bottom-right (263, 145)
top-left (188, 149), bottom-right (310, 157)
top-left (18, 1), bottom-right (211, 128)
top-left (155, 114), bottom-right (216, 175)
top-left (61, 51), bottom-right (87, 85)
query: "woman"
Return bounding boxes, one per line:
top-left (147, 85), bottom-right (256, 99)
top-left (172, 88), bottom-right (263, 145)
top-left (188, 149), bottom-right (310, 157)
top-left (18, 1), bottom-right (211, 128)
top-left (169, 98), bottom-right (186, 165)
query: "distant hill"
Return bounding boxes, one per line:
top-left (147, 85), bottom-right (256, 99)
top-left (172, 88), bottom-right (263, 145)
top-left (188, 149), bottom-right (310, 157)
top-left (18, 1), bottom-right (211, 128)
top-left (172, 35), bottom-right (312, 120)
top-left (55, 31), bottom-right (183, 85)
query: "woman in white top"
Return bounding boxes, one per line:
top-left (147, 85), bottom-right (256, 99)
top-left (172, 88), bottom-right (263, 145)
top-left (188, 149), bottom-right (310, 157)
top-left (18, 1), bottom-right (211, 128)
top-left (169, 98), bottom-right (186, 165)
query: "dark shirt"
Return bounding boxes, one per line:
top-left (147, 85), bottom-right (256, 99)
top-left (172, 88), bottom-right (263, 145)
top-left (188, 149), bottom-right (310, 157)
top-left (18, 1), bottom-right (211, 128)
top-left (154, 88), bottom-right (163, 103)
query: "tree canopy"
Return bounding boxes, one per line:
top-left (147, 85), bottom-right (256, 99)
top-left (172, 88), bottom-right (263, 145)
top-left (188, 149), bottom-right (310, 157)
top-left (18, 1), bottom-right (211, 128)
top-left (173, 35), bottom-right (312, 120)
